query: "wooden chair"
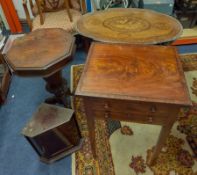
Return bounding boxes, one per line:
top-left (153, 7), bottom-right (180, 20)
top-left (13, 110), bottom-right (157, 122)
top-left (22, 0), bottom-right (82, 33)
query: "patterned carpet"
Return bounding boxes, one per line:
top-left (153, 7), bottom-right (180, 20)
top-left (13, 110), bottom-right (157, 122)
top-left (71, 54), bottom-right (197, 175)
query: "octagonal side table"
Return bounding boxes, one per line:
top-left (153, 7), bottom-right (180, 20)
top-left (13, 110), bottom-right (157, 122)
top-left (6, 28), bottom-right (75, 106)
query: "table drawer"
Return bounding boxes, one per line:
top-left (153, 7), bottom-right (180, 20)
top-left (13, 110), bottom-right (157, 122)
top-left (93, 110), bottom-right (169, 125)
top-left (90, 99), bottom-right (173, 117)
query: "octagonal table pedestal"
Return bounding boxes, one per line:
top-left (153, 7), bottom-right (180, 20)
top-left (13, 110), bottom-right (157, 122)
top-left (44, 70), bottom-right (71, 106)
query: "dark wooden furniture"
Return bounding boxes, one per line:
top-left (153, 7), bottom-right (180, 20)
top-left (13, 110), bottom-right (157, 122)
top-left (76, 8), bottom-right (183, 44)
top-left (75, 43), bottom-right (192, 165)
top-left (22, 0), bottom-right (82, 33)
top-left (174, 0), bottom-right (197, 28)
top-left (6, 28), bottom-right (75, 106)
top-left (0, 56), bottom-right (11, 104)
top-left (22, 103), bottom-right (83, 163)
top-left (0, 38), bottom-right (11, 104)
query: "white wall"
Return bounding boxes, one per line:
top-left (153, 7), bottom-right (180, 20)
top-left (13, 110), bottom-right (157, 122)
top-left (0, 1), bottom-right (35, 30)
top-left (0, 5), bottom-right (9, 29)
top-left (12, 0), bottom-right (34, 19)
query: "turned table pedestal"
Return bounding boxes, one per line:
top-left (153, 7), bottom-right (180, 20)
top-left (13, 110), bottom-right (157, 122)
top-left (6, 28), bottom-right (75, 106)
top-left (75, 43), bottom-right (192, 165)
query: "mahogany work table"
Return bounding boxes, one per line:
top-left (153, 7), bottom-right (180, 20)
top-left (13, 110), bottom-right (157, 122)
top-left (75, 43), bottom-right (192, 165)
top-left (76, 8), bottom-right (182, 45)
top-left (6, 28), bottom-right (75, 106)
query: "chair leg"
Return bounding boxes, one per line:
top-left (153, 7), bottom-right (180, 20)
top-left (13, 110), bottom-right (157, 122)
top-left (64, 0), bottom-right (73, 22)
top-left (35, 0), bottom-right (45, 25)
top-left (22, 0), bottom-right (33, 30)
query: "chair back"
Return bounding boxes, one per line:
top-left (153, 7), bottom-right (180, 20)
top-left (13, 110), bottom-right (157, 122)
top-left (31, 0), bottom-right (80, 15)
top-left (42, 0), bottom-right (67, 12)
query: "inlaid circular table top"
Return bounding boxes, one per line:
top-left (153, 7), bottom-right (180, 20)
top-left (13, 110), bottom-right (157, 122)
top-left (76, 8), bottom-right (183, 44)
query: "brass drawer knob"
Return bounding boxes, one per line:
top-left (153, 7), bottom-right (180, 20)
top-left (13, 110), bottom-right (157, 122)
top-left (150, 106), bottom-right (157, 113)
top-left (148, 116), bottom-right (153, 123)
top-left (105, 112), bottom-right (110, 119)
top-left (104, 103), bottom-right (109, 110)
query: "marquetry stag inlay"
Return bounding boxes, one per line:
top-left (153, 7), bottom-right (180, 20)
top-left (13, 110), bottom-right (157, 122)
top-left (103, 16), bottom-right (151, 33)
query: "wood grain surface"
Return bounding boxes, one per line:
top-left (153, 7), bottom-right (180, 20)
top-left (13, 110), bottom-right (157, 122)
top-left (6, 28), bottom-right (74, 69)
top-left (76, 8), bottom-right (183, 44)
top-left (75, 43), bottom-right (191, 106)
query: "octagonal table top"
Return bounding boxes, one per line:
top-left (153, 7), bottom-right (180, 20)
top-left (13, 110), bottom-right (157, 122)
top-left (6, 28), bottom-right (75, 77)
top-left (76, 8), bottom-right (183, 44)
